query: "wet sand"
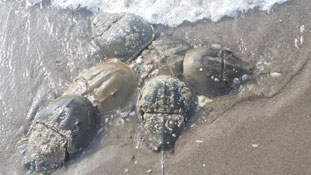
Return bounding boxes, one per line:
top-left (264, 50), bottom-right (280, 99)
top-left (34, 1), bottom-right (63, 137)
top-left (170, 54), bottom-right (311, 175)
top-left (0, 0), bottom-right (311, 174)
top-left (59, 0), bottom-right (311, 174)
top-left (164, 1), bottom-right (311, 174)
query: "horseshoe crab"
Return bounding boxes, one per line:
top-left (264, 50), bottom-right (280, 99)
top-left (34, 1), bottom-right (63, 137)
top-left (23, 61), bottom-right (137, 172)
top-left (23, 95), bottom-right (97, 172)
top-left (138, 75), bottom-right (194, 151)
top-left (64, 60), bottom-right (138, 113)
top-left (92, 12), bottom-right (155, 61)
top-left (183, 47), bottom-right (252, 97)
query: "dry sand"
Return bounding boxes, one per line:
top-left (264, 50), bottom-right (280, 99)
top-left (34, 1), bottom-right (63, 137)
top-left (57, 0), bottom-right (311, 175)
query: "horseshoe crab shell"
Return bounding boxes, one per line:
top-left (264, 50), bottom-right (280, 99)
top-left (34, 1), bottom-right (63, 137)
top-left (23, 95), bottom-right (97, 172)
top-left (138, 75), bottom-right (194, 151)
top-left (183, 47), bottom-right (252, 97)
top-left (64, 61), bottom-right (138, 113)
top-left (92, 12), bottom-right (155, 61)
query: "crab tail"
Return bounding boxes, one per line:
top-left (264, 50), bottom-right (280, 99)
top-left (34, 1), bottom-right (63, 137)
top-left (161, 149), bottom-right (166, 175)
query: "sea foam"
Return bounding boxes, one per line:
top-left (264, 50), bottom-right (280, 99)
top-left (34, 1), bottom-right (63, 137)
top-left (27, 0), bottom-right (289, 27)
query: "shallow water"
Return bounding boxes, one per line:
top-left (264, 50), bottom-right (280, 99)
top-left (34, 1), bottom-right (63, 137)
top-left (0, 1), bottom-right (98, 174)
top-left (27, 0), bottom-right (289, 27)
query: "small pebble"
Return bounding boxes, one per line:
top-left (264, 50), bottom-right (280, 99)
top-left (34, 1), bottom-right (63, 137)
top-left (211, 44), bottom-right (221, 49)
top-left (295, 38), bottom-right (300, 49)
top-left (146, 169), bottom-right (153, 174)
top-left (148, 45), bottom-right (154, 49)
top-left (252, 143), bottom-right (259, 148)
top-left (124, 168), bottom-right (129, 173)
top-left (300, 25), bottom-right (305, 33)
top-left (150, 69), bottom-right (159, 76)
top-left (198, 95), bottom-right (212, 107)
top-left (196, 140), bottom-right (204, 143)
top-left (136, 56), bottom-right (143, 64)
top-left (300, 36), bottom-right (304, 45)
top-left (270, 72), bottom-right (281, 78)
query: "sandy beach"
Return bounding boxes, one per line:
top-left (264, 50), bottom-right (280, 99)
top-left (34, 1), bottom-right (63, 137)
top-left (59, 0), bottom-right (311, 174)
top-left (0, 0), bottom-right (310, 174)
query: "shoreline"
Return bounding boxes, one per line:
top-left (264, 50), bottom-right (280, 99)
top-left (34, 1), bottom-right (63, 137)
top-left (60, 0), bottom-right (311, 174)
top-left (0, 0), bottom-right (310, 174)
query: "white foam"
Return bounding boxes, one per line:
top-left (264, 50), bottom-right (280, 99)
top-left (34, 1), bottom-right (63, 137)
top-left (27, 0), bottom-right (289, 27)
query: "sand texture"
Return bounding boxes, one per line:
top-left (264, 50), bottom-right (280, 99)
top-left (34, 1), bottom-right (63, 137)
top-left (59, 0), bottom-right (311, 174)
top-left (0, 0), bottom-right (310, 174)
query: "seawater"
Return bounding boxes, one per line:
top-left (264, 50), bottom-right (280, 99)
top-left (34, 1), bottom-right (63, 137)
top-left (27, 0), bottom-right (289, 26)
